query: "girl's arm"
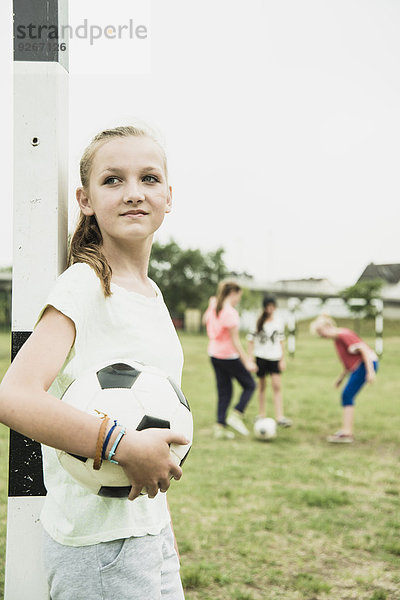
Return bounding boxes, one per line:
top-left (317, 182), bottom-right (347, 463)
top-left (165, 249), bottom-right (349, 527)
top-left (355, 343), bottom-right (376, 383)
top-left (279, 340), bottom-right (286, 371)
top-left (334, 369), bottom-right (348, 388)
top-left (0, 306), bottom-right (188, 501)
top-left (230, 326), bottom-right (257, 372)
top-left (247, 338), bottom-right (255, 359)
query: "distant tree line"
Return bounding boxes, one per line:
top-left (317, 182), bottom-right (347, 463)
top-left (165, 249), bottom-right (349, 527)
top-left (0, 243), bottom-right (246, 328)
top-left (0, 251), bottom-right (385, 330)
top-left (148, 240), bottom-right (229, 316)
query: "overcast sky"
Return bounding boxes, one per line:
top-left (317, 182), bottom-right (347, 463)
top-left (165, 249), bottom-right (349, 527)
top-left (2, 0), bottom-right (399, 287)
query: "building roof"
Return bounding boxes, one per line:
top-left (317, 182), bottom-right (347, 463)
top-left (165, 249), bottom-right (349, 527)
top-left (358, 263), bottom-right (400, 285)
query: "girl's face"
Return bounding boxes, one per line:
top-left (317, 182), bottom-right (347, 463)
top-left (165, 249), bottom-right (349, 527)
top-left (230, 290), bottom-right (242, 307)
top-left (265, 302), bottom-right (276, 316)
top-left (77, 135), bottom-right (171, 246)
top-left (316, 324), bottom-right (334, 338)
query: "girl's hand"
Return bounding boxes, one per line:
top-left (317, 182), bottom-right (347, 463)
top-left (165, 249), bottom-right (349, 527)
top-left (334, 374), bottom-right (345, 388)
top-left (244, 358), bottom-right (258, 373)
top-left (113, 428), bottom-right (190, 501)
top-left (366, 370), bottom-right (376, 384)
top-left (279, 359), bottom-right (286, 372)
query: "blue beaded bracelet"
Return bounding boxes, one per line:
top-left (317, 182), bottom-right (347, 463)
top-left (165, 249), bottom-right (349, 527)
top-left (107, 427), bottom-right (126, 464)
top-left (102, 419), bottom-right (118, 460)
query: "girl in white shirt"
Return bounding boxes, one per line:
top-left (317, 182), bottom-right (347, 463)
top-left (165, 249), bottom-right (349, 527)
top-left (0, 125), bottom-right (189, 599)
top-left (248, 296), bottom-right (292, 428)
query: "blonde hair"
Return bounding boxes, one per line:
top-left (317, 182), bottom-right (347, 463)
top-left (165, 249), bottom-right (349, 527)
top-left (309, 313), bottom-right (336, 335)
top-left (68, 125), bottom-right (168, 297)
top-left (215, 280), bottom-right (242, 316)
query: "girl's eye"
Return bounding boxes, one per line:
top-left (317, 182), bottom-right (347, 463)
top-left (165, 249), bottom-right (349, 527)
top-left (103, 176), bottom-right (120, 185)
top-left (142, 175), bottom-right (159, 183)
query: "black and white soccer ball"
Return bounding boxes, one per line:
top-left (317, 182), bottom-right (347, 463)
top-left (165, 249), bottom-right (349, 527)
top-left (56, 360), bottom-right (193, 498)
top-left (253, 417), bottom-right (277, 441)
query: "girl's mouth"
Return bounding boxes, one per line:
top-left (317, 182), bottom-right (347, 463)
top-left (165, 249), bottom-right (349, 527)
top-left (121, 210), bottom-right (148, 217)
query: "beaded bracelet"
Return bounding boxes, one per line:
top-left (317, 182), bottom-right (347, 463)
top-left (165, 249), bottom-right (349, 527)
top-left (107, 427), bottom-right (127, 465)
top-left (102, 419), bottom-right (118, 460)
top-left (93, 414), bottom-right (109, 471)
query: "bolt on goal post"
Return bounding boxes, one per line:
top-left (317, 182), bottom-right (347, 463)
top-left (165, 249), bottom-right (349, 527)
top-left (6, 0), bottom-right (68, 597)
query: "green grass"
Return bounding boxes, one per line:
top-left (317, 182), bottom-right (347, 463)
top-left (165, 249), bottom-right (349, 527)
top-left (1, 326), bottom-right (400, 599)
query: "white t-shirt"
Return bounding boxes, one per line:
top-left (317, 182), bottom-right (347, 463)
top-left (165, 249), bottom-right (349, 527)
top-left (38, 263), bottom-right (184, 546)
top-left (247, 316), bottom-right (285, 361)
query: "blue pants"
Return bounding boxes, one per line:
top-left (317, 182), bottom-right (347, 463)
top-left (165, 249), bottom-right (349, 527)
top-left (210, 357), bottom-right (256, 424)
top-left (342, 361), bottom-right (378, 406)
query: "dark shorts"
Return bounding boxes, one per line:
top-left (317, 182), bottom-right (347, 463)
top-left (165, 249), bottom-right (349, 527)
top-left (256, 357), bottom-right (281, 377)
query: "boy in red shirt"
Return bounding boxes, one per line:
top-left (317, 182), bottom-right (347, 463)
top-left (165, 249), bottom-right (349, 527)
top-left (310, 315), bottom-right (378, 443)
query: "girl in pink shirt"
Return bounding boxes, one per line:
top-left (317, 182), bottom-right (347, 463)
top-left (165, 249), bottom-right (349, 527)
top-left (205, 282), bottom-right (257, 439)
top-left (310, 314), bottom-right (378, 443)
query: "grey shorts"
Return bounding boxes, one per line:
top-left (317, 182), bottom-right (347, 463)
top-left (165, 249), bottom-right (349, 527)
top-left (42, 524), bottom-right (184, 600)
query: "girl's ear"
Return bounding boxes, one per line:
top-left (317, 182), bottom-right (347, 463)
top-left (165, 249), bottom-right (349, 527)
top-left (165, 185), bottom-right (173, 214)
top-left (76, 187), bottom-right (94, 216)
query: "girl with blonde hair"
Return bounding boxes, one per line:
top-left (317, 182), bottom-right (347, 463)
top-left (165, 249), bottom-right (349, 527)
top-left (0, 124), bottom-right (189, 598)
top-left (204, 281), bottom-right (257, 439)
top-left (310, 313), bottom-right (378, 443)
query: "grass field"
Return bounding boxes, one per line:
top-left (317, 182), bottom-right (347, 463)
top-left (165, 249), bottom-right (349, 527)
top-left (1, 325), bottom-right (400, 599)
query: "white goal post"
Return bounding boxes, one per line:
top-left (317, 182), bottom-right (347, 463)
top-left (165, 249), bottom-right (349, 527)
top-left (5, 1), bottom-right (68, 597)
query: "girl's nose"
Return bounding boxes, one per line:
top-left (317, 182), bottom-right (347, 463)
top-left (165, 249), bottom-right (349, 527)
top-left (123, 181), bottom-right (145, 203)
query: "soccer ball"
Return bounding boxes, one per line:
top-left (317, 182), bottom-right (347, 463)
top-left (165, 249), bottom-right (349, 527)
top-left (56, 360), bottom-right (193, 498)
top-left (253, 417), bottom-right (277, 441)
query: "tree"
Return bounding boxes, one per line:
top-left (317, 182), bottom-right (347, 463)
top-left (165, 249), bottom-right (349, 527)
top-left (339, 279), bottom-right (383, 321)
top-left (0, 267), bottom-right (12, 329)
top-left (148, 239), bottom-right (229, 316)
top-left (238, 287), bottom-right (263, 312)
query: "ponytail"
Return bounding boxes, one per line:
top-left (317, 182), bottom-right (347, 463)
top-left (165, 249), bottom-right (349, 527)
top-left (215, 281), bottom-right (241, 316)
top-left (256, 296), bottom-right (276, 333)
top-left (67, 214), bottom-right (112, 297)
top-left (256, 311), bottom-right (268, 334)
